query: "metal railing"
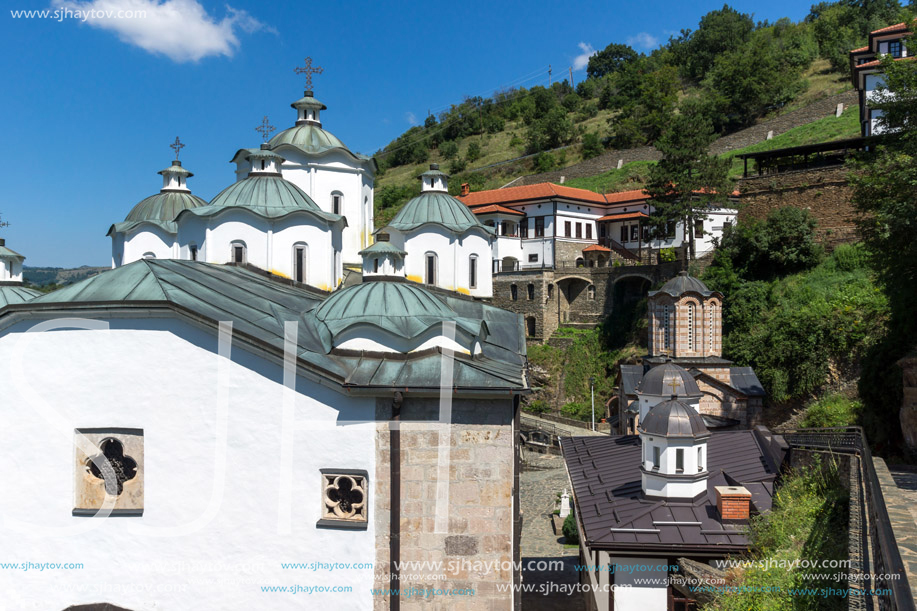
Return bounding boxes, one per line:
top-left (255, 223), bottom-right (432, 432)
top-left (780, 427), bottom-right (915, 611)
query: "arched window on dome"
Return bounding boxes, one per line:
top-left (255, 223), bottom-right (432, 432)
top-left (687, 303), bottom-right (696, 352)
top-left (142, 252), bottom-right (156, 260)
top-left (469, 255), bottom-right (478, 289)
top-left (708, 303), bottom-right (717, 353)
top-left (231, 241), bottom-right (247, 265)
top-left (332, 192), bottom-right (343, 216)
top-left (663, 304), bottom-right (671, 351)
top-left (425, 252), bottom-right (437, 285)
top-left (293, 243), bottom-right (308, 284)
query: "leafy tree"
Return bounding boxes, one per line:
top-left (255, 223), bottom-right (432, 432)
top-left (644, 107), bottom-right (731, 261)
top-left (851, 55), bottom-right (917, 446)
top-left (449, 156), bottom-right (467, 174)
top-left (708, 207), bottom-right (824, 283)
top-left (423, 114), bottom-right (437, 129)
top-left (525, 106), bottom-right (575, 153)
top-left (581, 131), bottom-right (604, 159)
top-left (679, 4), bottom-right (756, 81)
top-left (606, 62), bottom-right (681, 147)
top-left (703, 25), bottom-right (809, 129)
top-left (533, 151), bottom-right (556, 173)
top-left (466, 140), bottom-right (483, 162)
top-left (439, 140), bottom-right (459, 160)
top-left (808, 0), bottom-right (902, 75)
top-left (586, 42), bottom-right (639, 79)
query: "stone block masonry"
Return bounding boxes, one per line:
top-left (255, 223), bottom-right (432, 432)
top-left (373, 398), bottom-right (518, 609)
top-left (738, 165), bottom-right (858, 248)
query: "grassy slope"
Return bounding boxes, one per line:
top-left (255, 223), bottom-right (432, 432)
top-left (563, 104), bottom-right (861, 193)
top-left (375, 60), bottom-right (853, 212)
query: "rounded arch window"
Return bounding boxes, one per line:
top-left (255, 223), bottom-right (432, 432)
top-left (331, 192), bottom-right (343, 216)
top-left (230, 241), bottom-right (247, 264)
top-left (424, 252), bottom-right (438, 285)
top-left (587, 285), bottom-right (596, 300)
top-left (293, 243), bottom-right (308, 284)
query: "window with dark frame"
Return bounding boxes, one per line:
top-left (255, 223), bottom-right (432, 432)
top-left (890, 40), bottom-right (903, 57)
top-left (565, 221), bottom-right (572, 237)
top-left (630, 225), bottom-right (639, 242)
top-left (469, 256), bottom-right (477, 288)
top-left (295, 246), bottom-right (306, 283)
top-left (520, 220), bottom-right (528, 238)
top-left (620, 225), bottom-right (628, 243)
top-left (528, 254), bottom-right (538, 263)
top-left (190, 245), bottom-right (198, 261)
top-left (575, 223), bottom-right (582, 239)
top-left (511, 284), bottom-right (518, 301)
top-left (652, 446), bottom-right (660, 470)
top-left (332, 194), bottom-right (342, 215)
top-left (586, 224), bottom-right (592, 240)
top-left (676, 449), bottom-right (684, 473)
top-left (232, 244), bottom-right (245, 264)
top-left (535, 217), bottom-right (545, 237)
top-left (527, 284), bottom-right (535, 300)
top-left (425, 254), bottom-right (436, 285)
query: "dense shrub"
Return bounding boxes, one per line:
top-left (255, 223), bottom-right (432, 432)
top-left (581, 131), bottom-right (604, 159)
top-left (562, 512), bottom-right (579, 544)
top-left (801, 394), bottom-right (862, 428)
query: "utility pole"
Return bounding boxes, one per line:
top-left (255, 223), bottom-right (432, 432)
top-left (569, 66), bottom-right (574, 88)
top-left (548, 65), bottom-right (552, 86)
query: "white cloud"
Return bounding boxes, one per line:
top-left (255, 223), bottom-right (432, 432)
top-left (52, 0), bottom-right (274, 62)
top-left (627, 32), bottom-right (659, 50)
top-left (405, 111), bottom-right (417, 126)
top-left (572, 42), bottom-right (596, 71)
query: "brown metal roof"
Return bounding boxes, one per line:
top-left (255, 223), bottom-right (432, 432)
top-left (561, 430), bottom-right (780, 553)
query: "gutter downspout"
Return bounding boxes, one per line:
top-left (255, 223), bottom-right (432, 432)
top-left (390, 391), bottom-right (403, 611)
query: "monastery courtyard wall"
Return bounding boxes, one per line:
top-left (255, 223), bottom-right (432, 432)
top-left (373, 398), bottom-right (519, 610)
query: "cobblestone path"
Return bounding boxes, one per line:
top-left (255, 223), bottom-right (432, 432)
top-left (520, 451), bottom-right (585, 610)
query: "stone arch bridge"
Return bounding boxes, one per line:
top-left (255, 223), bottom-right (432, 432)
top-left (491, 261), bottom-right (685, 342)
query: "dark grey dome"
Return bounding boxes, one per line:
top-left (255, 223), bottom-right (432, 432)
top-left (639, 399), bottom-right (709, 438)
top-left (637, 362), bottom-right (701, 397)
top-left (650, 271), bottom-right (714, 297)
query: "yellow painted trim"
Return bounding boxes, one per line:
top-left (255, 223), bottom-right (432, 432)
top-left (456, 287), bottom-right (470, 295)
top-left (406, 275), bottom-right (423, 283)
top-left (270, 269), bottom-right (290, 279)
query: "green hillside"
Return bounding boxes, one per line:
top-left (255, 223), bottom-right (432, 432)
top-left (372, 0), bottom-right (910, 223)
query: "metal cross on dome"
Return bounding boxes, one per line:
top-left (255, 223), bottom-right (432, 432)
top-left (294, 57), bottom-right (323, 91)
top-left (667, 376), bottom-right (683, 395)
top-left (170, 136), bottom-right (184, 161)
top-left (256, 116), bottom-right (275, 143)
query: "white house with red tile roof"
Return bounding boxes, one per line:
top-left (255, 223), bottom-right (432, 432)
top-left (850, 21), bottom-right (915, 136)
top-left (457, 183), bottom-right (736, 270)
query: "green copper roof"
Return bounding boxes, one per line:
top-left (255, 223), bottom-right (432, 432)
top-left (388, 191), bottom-right (491, 234)
top-left (291, 91), bottom-right (327, 110)
top-left (10, 260), bottom-right (527, 392)
top-left (0, 285), bottom-right (40, 307)
top-left (158, 161), bottom-right (192, 177)
top-left (358, 241), bottom-right (407, 257)
top-left (306, 280), bottom-right (487, 350)
top-left (420, 164), bottom-right (448, 178)
top-left (184, 175), bottom-right (343, 224)
top-left (108, 191), bottom-right (208, 236)
top-left (0, 245), bottom-right (25, 260)
top-left (269, 123), bottom-right (349, 155)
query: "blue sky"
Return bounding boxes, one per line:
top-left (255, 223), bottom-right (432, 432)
top-left (1, 0), bottom-right (814, 267)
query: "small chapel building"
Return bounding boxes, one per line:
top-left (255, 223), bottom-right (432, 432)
top-left (0, 238), bottom-right (40, 307)
top-left (616, 272), bottom-right (765, 432)
top-left (379, 164), bottom-right (495, 298)
top-left (562, 401), bottom-right (785, 611)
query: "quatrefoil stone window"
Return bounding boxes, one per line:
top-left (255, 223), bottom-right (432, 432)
top-left (317, 469), bottom-right (368, 529)
top-left (73, 428), bottom-right (144, 517)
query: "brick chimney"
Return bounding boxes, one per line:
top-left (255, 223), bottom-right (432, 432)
top-left (460, 183), bottom-right (470, 197)
top-left (715, 486), bottom-right (751, 521)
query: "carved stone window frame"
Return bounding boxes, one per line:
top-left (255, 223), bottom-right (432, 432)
top-left (73, 427), bottom-right (144, 517)
top-left (317, 468), bottom-right (368, 530)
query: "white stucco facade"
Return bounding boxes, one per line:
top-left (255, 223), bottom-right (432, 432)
top-left (0, 316), bottom-right (378, 610)
top-left (395, 227), bottom-right (493, 298)
top-left (0, 251), bottom-right (24, 282)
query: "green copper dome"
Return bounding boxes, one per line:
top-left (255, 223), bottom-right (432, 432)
top-left (108, 191), bottom-right (208, 236)
top-left (0, 285), bottom-right (41, 308)
top-left (306, 281), bottom-right (486, 348)
top-left (268, 124), bottom-right (350, 155)
top-left (388, 192), bottom-right (490, 234)
top-left (183, 175), bottom-right (341, 223)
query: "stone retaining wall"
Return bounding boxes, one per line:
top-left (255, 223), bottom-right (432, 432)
top-left (738, 165), bottom-right (858, 247)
